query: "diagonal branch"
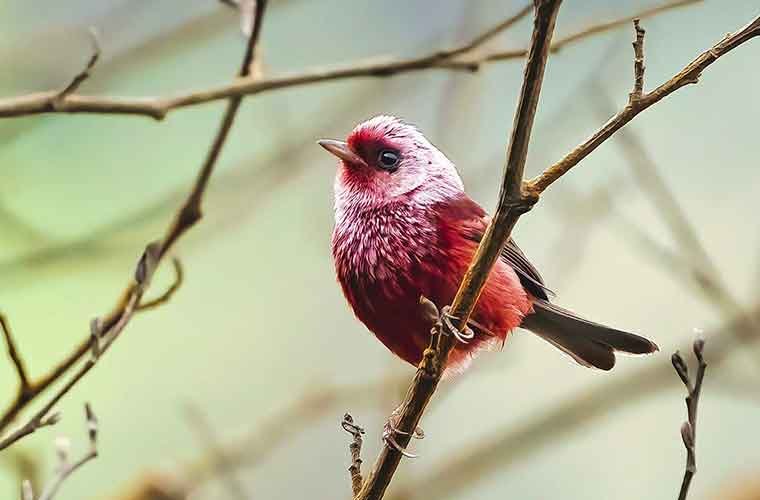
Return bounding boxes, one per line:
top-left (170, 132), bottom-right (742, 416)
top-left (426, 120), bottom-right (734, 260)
top-left (672, 339), bottom-right (707, 500)
top-left (590, 87), bottom-right (760, 366)
top-left (0, 1), bottom-right (268, 452)
top-left (365, 11), bottom-right (760, 500)
top-left (0, 314), bottom-right (31, 395)
top-left (0, 0), bottom-right (698, 120)
top-left (388, 310), bottom-right (744, 500)
top-left (354, 3), bottom-right (563, 499)
top-left (0, 256), bottom-right (184, 436)
top-left (526, 14), bottom-right (760, 194)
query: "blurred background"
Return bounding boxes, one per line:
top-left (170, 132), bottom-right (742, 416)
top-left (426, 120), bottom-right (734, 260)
top-left (1, 0), bottom-right (759, 498)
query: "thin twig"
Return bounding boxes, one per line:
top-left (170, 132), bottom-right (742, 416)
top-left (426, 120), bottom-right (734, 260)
top-left (0, 314), bottom-right (31, 394)
top-left (0, 1), bottom-right (268, 451)
top-left (591, 87), bottom-right (760, 366)
top-left (342, 413), bottom-right (366, 497)
top-left (630, 19), bottom-right (645, 101)
top-left (388, 312), bottom-right (745, 500)
top-left (374, 12), bottom-right (760, 500)
top-left (526, 15), bottom-right (760, 194)
top-left (136, 258), bottom-right (184, 311)
top-left (673, 339), bottom-right (707, 500)
top-left (0, 0), bottom-right (699, 120)
top-left (355, 3), bottom-right (563, 499)
top-left (51, 28), bottom-right (101, 110)
top-left (22, 403), bottom-right (99, 500)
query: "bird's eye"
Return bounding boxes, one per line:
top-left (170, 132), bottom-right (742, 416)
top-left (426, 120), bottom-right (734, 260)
top-left (377, 150), bottom-right (400, 171)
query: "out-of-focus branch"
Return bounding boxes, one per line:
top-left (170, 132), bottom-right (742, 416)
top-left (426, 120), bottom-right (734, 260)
top-left (526, 14), bottom-right (760, 194)
top-left (589, 87), bottom-right (760, 364)
top-left (0, 0), bottom-right (698, 120)
top-left (134, 258), bottom-right (184, 311)
top-left (0, 257), bottom-right (183, 443)
top-left (389, 308), bottom-right (750, 500)
top-left (21, 404), bottom-right (98, 500)
top-left (380, 13), bottom-right (760, 500)
top-left (342, 413), bottom-right (366, 497)
top-left (184, 405), bottom-right (248, 500)
top-left (0, 1), bottom-right (268, 451)
top-left (0, 314), bottom-right (31, 396)
top-left (355, 3), bottom-right (562, 499)
top-left (672, 340), bottom-right (707, 500)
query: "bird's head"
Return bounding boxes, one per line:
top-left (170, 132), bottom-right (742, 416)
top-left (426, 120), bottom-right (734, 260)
top-left (318, 115), bottom-right (464, 210)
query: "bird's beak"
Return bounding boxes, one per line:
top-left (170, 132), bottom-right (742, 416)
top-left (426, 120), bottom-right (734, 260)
top-left (317, 139), bottom-right (368, 168)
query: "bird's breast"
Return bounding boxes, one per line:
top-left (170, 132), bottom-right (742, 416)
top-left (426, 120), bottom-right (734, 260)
top-left (332, 202), bottom-right (437, 286)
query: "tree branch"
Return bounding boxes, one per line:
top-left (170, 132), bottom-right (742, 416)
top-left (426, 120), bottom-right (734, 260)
top-left (0, 0), bottom-right (268, 451)
top-left (0, 314), bottom-right (31, 395)
top-left (389, 310), bottom-right (744, 500)
top-left (630, 19), bottom-right (645, 100)
top-left (0, 0), bottom-right (697, 120)
top-left (0, 257), bottom-right (183, 435)
top-left (354, 3), bottom-right (563, 499)
top-left (526, 14), bottom-right (760, 194)
top-left (590, 87), bottom-right (760, 366)
top-left (21, 404), bottom-right (98, 500)
top-left (673, 339), bottom-right (707, 500)
top-left (342, 413), bottom-right (366, 497)
top-left (372, 11), bottom-right (760, 500)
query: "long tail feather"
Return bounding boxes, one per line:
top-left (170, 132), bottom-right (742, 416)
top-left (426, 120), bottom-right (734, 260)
top-left (520, 300), bottom-right (658, 371)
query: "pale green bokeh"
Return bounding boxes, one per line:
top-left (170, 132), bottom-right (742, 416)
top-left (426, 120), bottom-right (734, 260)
top-left (1, 1), bottom-right (759, 499)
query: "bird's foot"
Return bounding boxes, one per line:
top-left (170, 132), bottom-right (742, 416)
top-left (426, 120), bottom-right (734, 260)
top-left (382, 406), bottom-right (424, 458)
top-left (440, 306), bottom-right (475, 344)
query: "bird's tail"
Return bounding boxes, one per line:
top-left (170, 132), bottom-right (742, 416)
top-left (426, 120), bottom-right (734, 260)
top-left (520, 300), bottom-right (658, 371)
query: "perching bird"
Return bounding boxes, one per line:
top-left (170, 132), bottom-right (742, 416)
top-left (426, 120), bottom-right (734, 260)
top-left (319, 115), bottom-right (657, 376)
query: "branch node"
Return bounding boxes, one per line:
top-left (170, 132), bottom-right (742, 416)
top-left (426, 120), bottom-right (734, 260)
top-left (135, 240), bottom-right (163, 288)
top-left (89, 318), bottom-right (102, 359)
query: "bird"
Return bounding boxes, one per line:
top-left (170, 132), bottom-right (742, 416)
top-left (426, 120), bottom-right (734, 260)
top-left (318, 115), bottom-right (658, 377)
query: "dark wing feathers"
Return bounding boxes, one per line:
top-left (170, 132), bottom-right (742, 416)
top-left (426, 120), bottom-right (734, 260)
top-left (502, 239), bottom-right (555, 300)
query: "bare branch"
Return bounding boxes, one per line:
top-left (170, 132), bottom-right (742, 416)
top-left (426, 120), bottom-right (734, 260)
top-left (0, 0), bottom-right (698, 120)
top-left (51, 28), bottom-right (101, 110)
top-left (526, 15), bottom-right (760, 194)
top-left (0, 313), bottom-right (31, 395)
top-left (591, 88), bottom-right (760, 366)
top-left (630, 19), bottom-right (645, 101)
top-left (354, 3), bottom-right (562, 499)
top-left (342, 413), bottom-right (366, 497)
top-left (136, 258), bottom-right (184, 311)
top-left (0, 1), bottom-right (268, 451)
top-left (673, 340), bottom-right (707, 500)
top-left (24, 404), bottom-right (99, 500)
top-left (388, 312), bottom-right (745, 500)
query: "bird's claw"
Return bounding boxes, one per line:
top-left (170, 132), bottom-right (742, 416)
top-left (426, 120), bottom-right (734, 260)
top-left (440, 306), bottom-right (474, 344)
top-left (382, 410), bottom-right (425, 458)
top-left (383, 430), bottom-right (418, 458)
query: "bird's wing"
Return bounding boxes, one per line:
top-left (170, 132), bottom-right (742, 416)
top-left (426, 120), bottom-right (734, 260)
top-left (434, 193), bottom-right (554, 300)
